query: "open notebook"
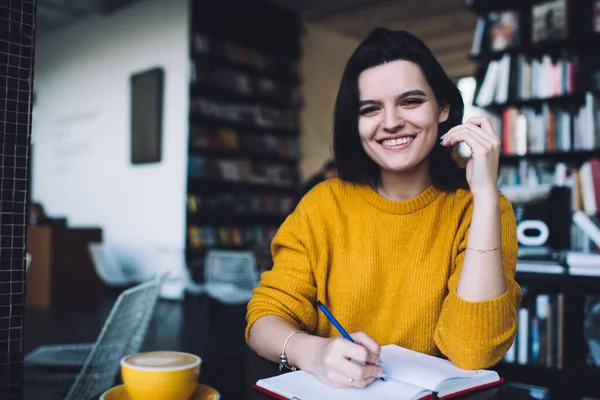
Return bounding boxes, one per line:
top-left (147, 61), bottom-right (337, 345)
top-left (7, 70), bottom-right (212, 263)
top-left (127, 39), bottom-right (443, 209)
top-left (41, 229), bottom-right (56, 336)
top-left (255, 345), bottom-right (502, 400)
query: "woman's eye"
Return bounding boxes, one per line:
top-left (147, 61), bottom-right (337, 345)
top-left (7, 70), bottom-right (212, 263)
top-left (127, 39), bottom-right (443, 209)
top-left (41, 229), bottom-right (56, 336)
top-left (359, 106), bottom-right (379, 115)
top-left (403, 98), bottom-right (423, 107)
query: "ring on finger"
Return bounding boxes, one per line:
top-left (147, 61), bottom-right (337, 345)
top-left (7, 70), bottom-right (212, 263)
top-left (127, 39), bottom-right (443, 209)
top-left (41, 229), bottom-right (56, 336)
top-left (348, 377), bottom-right (354, 387)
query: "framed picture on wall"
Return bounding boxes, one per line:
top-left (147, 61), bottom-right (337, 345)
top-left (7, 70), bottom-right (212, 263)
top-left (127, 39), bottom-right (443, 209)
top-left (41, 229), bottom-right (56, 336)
top-left (130, 67), bottom-right (164, 164)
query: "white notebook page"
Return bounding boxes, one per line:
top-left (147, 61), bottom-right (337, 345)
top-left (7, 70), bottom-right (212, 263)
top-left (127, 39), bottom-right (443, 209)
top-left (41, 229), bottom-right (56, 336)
top-left (380, 345), bottom-right (498, 392)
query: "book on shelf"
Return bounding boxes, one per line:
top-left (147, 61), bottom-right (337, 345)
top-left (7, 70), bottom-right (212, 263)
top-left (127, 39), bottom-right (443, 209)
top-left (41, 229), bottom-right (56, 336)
top-left (566, 252), bottom-right (600, 275)
top-left (517, 307), bottom-right (529, 365)
top-left (517, 259), bottom-right (565, 274)
top-left (470, 17), bottom-right (487, 57)
top-left (577, 160), bottom-right (600, 216)
top-left (255, 345), bottom-right (502, 400)
top-left (572, 210), bottom-right (600, 247)
top-left (500, 184), bottom-right (552, 204)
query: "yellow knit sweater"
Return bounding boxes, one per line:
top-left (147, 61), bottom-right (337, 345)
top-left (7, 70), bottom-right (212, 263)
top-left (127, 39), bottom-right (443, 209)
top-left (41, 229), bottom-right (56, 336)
top-left (246, 178), bottom-right (521, 370)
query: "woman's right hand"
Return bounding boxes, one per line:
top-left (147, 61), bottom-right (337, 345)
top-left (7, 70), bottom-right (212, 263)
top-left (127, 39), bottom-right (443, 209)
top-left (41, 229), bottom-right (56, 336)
top-left (305, 332), bottom-right (385, 388)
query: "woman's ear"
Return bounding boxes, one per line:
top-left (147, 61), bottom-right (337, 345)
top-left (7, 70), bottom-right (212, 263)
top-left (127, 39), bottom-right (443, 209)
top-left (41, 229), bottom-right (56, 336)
top-left (438, 105), bottom-right (450, 124)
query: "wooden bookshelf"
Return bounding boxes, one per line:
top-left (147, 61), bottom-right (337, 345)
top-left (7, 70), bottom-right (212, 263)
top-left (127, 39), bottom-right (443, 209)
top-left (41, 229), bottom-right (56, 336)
top-left (186, 0), bottom-right (302, 281)
top-left (468, 0), bottom-right (600, 398)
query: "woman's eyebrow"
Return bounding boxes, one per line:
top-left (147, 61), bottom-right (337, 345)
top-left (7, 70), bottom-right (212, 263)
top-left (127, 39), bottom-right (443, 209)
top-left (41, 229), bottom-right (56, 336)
top-left (397, 89), bottom-right (426, 99)
top-left (359, 89), bottom-right (427, 107)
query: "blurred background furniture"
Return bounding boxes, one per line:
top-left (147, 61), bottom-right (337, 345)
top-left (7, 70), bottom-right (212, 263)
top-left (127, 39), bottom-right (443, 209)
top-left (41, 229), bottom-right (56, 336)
top-left (203, 249), bottom-right (259, 304)
top-left (87, 243), bottom-right (134, 288)
top-left (26, 226), bottom-right (103, 309)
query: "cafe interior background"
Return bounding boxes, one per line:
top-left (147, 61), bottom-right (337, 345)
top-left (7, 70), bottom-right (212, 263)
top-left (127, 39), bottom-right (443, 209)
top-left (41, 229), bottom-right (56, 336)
top-left (3, 0), bottom-right (600, 398)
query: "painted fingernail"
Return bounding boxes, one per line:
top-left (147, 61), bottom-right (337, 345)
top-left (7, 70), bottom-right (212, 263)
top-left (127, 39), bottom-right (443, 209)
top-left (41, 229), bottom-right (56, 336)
top-left (439, 139), bottom-right (444, 145)
top-left (375, 360), bottom-right (384, 367)
top-left (377, 371), bottom-right (388, 378)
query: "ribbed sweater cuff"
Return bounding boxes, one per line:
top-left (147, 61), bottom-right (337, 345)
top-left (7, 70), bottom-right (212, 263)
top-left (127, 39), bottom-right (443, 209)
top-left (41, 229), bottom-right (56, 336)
top-left (435, 289), bottom-right (518, 369)
top-left (443, 289), bottom-right (516, 339)
top-left (245, 297), bottom-right (312, 344)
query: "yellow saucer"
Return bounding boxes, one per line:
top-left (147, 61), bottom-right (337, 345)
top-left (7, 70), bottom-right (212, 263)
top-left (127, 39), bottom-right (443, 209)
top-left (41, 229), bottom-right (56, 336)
top-left (101, 383), bottom-right (220, 400)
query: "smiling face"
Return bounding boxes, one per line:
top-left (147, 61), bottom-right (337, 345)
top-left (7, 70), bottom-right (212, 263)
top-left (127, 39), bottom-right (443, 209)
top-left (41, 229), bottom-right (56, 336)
top-left (357, 60), bottom-right (449, 176)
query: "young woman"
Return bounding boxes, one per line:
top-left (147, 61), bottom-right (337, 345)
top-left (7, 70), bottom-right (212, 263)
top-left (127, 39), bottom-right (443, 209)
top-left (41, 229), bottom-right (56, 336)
top-left (246, 28), bottom-right (521, 390)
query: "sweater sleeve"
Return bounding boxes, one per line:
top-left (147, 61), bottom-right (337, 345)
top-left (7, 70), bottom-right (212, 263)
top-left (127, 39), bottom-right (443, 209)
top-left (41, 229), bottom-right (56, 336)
top-left (245, 198), bottom-right (319, 344)
top-left (434, 195), bottom-right (522, 370)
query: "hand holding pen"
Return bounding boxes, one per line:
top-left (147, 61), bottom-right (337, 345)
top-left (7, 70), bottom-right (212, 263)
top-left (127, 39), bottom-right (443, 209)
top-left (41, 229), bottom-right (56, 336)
top-left (312, 300), bottom-right (386, 388)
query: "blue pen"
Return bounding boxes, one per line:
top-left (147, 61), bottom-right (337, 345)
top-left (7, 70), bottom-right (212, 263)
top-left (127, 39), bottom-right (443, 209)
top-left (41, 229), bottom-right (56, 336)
top-left (316, 300), bottom-right (386, 382)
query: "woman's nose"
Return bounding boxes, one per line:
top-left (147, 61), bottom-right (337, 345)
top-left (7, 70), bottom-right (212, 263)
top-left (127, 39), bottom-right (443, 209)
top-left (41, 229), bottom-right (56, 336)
top-left (383, 109), bottom-right (404, 133)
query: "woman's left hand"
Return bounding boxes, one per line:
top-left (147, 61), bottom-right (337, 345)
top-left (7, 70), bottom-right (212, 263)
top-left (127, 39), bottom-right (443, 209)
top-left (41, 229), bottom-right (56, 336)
top-left (440, 116), bottom-right (500, 198)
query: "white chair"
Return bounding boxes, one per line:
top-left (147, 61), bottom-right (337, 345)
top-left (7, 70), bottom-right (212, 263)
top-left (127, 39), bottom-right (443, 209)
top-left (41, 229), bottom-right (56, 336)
top-left (88, 244), bottom-right (204, 300)
top-left (203, 249), bottom-right (259, 304)
top-left (152, 247), bottom-right (204, 300)
top-left (88, 243), bottom-right (134, 287)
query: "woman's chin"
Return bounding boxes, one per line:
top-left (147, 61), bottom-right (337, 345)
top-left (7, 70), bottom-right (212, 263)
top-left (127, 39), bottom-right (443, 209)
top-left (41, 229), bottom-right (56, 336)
top-left (380, 161), bottom-right (419, 174)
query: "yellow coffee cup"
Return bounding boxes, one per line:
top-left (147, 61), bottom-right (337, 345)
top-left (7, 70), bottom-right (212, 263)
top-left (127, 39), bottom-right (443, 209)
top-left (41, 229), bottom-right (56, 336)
top-left (120, 351), bottom-right (201, 400)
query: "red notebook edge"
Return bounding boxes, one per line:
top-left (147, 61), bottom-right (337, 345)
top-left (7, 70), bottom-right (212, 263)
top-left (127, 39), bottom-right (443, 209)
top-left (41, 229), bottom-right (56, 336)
top-left (253, 382), bottom-right (435, 400)
top-left (437, 377), bottom-right (504, 400)
top-left (253, 383), bottom-right (292, 400)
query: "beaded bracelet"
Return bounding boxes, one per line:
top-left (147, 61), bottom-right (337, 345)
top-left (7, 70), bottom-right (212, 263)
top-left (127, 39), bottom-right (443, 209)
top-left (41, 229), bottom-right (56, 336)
top-left (279, 329), bottom-right (305, 373)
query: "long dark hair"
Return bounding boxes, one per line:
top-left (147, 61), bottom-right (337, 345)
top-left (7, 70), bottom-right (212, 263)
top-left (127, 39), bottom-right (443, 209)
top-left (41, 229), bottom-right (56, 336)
top-left (332, 28), bottom-right (468, 191)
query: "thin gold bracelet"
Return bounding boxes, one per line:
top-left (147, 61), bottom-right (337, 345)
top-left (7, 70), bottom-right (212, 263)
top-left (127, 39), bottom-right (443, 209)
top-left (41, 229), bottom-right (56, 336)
top-left (466, 246), bottom-right (501, 254)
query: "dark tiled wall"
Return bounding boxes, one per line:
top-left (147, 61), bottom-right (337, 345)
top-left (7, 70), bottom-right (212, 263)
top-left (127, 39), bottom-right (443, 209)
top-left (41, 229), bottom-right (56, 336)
top-left (0, 1), bottom-right (36, 398)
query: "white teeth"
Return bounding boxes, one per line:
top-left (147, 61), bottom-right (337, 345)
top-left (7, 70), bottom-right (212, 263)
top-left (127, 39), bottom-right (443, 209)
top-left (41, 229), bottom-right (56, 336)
top-left (382, 137), bottom-right (414, 147)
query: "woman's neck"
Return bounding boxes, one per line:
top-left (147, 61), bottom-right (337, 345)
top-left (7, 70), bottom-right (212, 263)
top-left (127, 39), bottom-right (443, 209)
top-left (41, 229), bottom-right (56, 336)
top-left (377, 164), bottom-right (432, 201)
